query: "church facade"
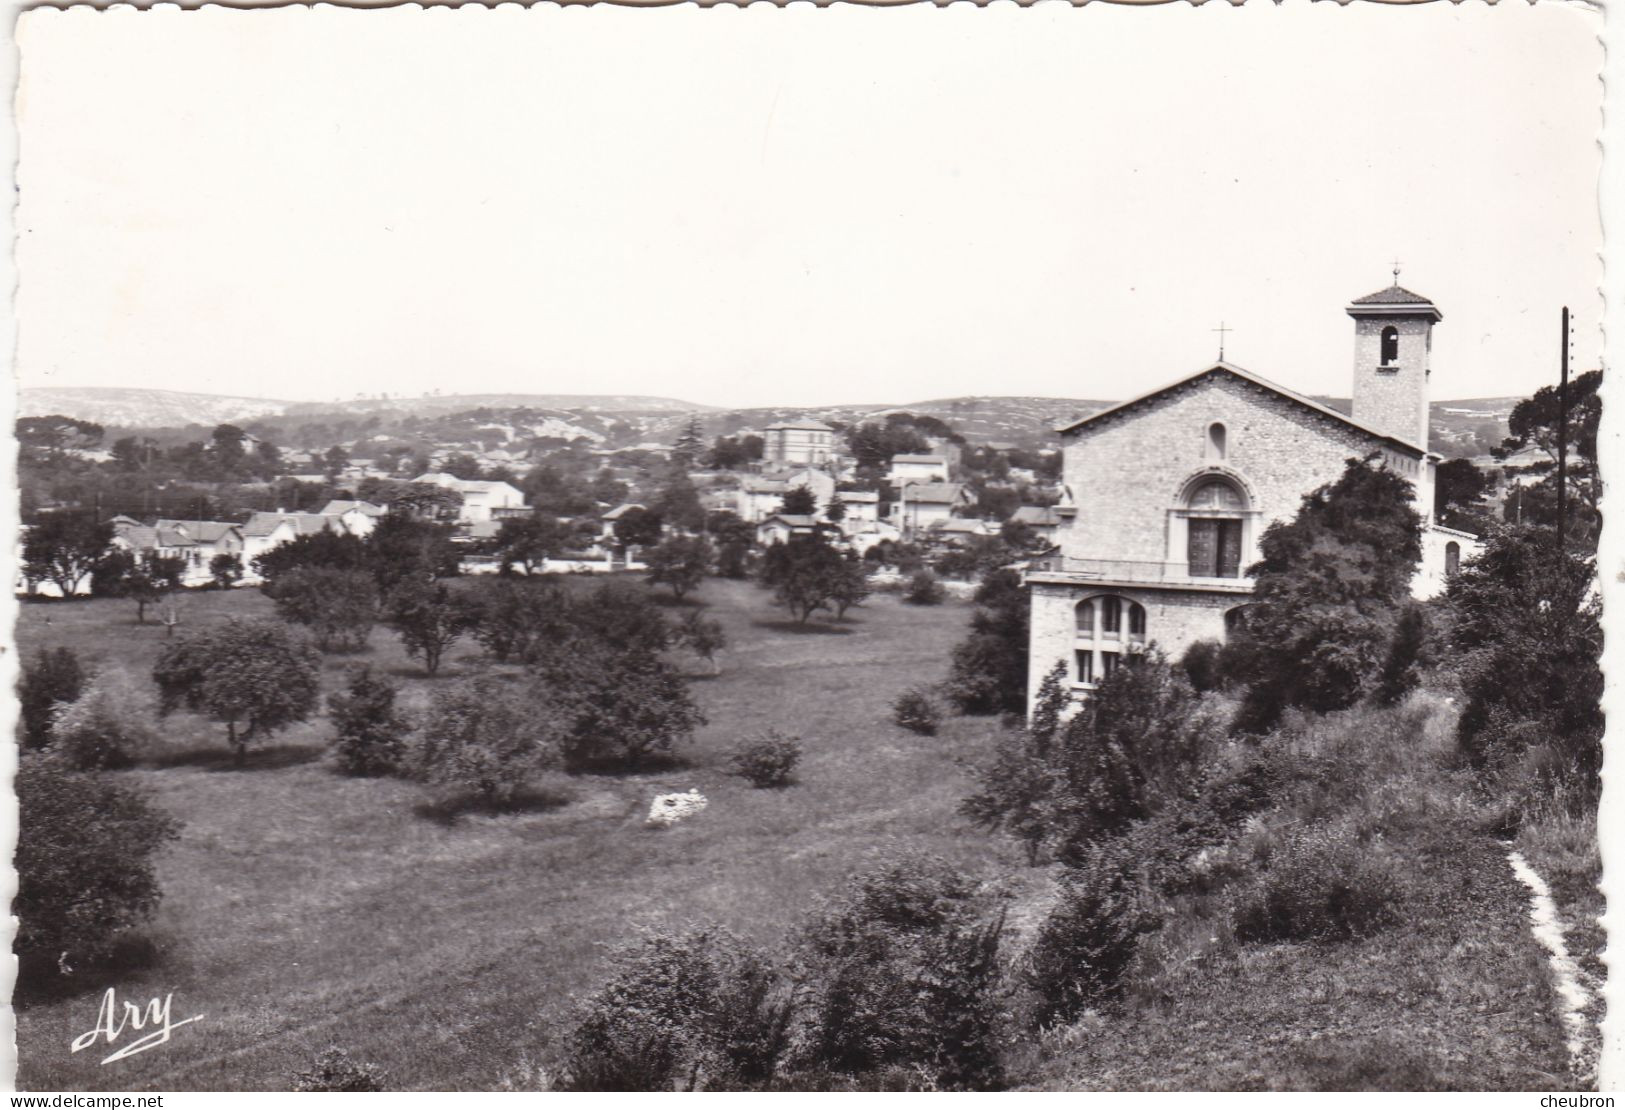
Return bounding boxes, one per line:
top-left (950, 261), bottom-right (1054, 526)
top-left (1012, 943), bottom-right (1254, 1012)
top-left (1026, 281), bottom-right (1481, 706)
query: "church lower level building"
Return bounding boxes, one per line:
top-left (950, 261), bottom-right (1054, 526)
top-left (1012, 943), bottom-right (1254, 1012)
top-left (1026, 280), bottom-right (1481, 707)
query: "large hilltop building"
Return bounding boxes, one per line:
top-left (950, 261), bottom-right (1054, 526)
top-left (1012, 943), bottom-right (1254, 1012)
top-left (763, 419), bottom-right (836, 467)
top-left (1026, 279), bottom-right (1481, 706)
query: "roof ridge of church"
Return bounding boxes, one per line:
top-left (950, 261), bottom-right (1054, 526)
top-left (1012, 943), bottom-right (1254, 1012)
top-left (1055, 361), bottom-right (1431, 457)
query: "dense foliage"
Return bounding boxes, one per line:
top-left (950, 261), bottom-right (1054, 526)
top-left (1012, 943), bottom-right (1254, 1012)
top-left (18, 647), bottom-right (85, 750)
top-left (1444, 524), bottom-right (1602, 816)
top-left (1225, 456), bottom-right (1422, 732)
top-left (945, 569), bottom-right (1029, 716)
top-left (15, 757), bottom-right (181, 972)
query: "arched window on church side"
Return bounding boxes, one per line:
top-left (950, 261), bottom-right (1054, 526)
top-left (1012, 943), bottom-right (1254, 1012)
top-left (1445, 541), bottom-right (1461, 577)
top-left (1075, 599), bottom-right (1094, 636)
top-left (1206, 422), bottom-right (1227, 460)
top-left (1380, 326), bottom-right (1400, 367)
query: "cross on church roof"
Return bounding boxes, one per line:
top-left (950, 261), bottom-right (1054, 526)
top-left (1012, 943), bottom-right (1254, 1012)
top-left (1391, 257), bottom-right (1403, 284)
top-left (1212, 321), bottom-right (1231, 360)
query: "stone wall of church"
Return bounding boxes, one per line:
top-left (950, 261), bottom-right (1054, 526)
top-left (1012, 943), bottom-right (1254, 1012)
top-left (1059, 373), bottom-right (1429, 567)
top-left (1027, 579), bottom-right (1242, 705)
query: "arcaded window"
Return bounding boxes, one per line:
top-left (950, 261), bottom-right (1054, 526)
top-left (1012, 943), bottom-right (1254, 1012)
top-left (1206, 422), bottom-right (1227, 460)
top-left (1445, 541), bottom-right (1461, 577)
top-left (1075, 594), bottom-right (1146, 685)
top-left (1380, 326), bottom-right (1400, 366)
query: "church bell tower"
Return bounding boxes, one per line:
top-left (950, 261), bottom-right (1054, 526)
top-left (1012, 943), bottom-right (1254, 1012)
top-left (1345, 273), bottom-right (1442, 451)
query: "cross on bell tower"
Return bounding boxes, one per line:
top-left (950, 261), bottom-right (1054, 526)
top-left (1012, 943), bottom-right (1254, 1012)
top-left (1212, 321), bottom-right (1232, 361)
top-left (1391, 257), bottom-right (1403, 285)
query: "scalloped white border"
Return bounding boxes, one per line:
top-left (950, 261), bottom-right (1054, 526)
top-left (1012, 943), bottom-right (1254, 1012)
top-left (0, 0), bottom-right (1615, 1098)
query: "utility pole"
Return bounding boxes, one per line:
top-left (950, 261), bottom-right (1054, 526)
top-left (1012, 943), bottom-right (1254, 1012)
top-left (1558, 306), bottom-right (1570, 550)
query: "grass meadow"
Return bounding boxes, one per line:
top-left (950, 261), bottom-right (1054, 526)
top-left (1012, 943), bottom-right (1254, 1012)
top-left (12, 576), bottom-right (1594, 1090)
top-left (14, 577), bottom-right (1029, 1090)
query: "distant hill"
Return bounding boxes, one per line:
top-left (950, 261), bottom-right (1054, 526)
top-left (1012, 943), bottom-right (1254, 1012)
top-left (17, 387), bottom-right (713, 429)
top-left (19, 386), bottom-right (1517, 458)
top-left (18, 387), bottom-right (293, 428)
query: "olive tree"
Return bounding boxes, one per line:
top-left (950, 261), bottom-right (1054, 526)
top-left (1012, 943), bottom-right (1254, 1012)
top-left (153, 619), bottom-right (323, 763)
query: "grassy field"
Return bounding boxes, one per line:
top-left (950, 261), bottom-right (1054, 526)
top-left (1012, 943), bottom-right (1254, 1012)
top-left (14, 578), bottom-right (1029, 1091)
top-left (13, 578), bottom-right (1594, 1091)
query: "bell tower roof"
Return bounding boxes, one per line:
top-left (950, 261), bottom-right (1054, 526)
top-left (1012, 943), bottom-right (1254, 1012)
top-left (1346, 284), bottom-right (1443, 322)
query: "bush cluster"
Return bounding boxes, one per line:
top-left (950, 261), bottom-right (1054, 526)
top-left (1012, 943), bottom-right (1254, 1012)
top-left (1025, 842), bottom-right (1161, 1025)
top-left (559, 855), bottom-right (1007, 1091)
top-left (727, 731), bottom-right (803, 788)
top-left (892, 688), bottom-right (942, 736)
top-left (1231, 824), bottom-right (1400, 944)
top-left (903, 570), bottom-right (945, 606)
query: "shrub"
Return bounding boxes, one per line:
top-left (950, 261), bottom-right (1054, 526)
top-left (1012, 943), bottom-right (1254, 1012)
top-left (560, 927), bottom-right (791, 1092)
top-left (19, 647), bottom-right (84, 749)
top-left (1025, 842), bottom-right (1161, 1025)
top-left (49, 667), bottom-right (158, 770)
top-left (14, 756), bottom-right (181, 972)
top-left (415, 673), bottom-right (564, 807)
top-left (903, 569), bottom-right (945, 606)
top-left (789, 853), bottom-right (1006, 1091)
top-left (1372, 604), bottom-right (1426, 706)
top-left (1047, 653), bottom-right (1222, 861)
top-left (1179, 639), bottom-right (1225, 694)
top-left (727, 731), bottom-right (803, 788)
top-left (893, 688), bottom-right (942, 736)
top-left (961, 663), bottom-right (1067, 864)
top-left (328, 667), bottom-right (408, 777)
top-left (292, 1047), bottom-right (386, 1092)
top-left (1231, 824), bottom-right (1400, 944)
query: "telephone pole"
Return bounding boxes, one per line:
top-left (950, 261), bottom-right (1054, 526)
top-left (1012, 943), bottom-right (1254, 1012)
top-left (1558, 306), bottom-right (1570, 549)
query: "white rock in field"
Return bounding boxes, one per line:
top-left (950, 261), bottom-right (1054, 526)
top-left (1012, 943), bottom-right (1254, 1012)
top-left (646, 788), bottom-right (708, 828)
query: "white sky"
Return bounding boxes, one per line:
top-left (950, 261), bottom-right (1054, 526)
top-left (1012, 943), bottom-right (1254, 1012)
top-left (13, 1), bottom-right (1604, 409)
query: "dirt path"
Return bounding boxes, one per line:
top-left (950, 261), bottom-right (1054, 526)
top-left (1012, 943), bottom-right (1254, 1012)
top-left (1506, 848), bottom-right (1601, 1085)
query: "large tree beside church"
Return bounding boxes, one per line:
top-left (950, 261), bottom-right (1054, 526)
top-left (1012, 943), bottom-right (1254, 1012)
top-left (1226, 454), bottom-right (1422, 732)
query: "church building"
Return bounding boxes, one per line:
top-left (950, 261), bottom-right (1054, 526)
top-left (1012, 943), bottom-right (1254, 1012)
top-left (1026, 279), bottom-right (1482, 706)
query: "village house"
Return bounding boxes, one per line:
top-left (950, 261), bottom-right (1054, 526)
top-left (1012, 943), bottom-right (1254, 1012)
top-left (755, 514), bottom-right (824, 547)
top-left (831, 488), bottom-right (881, 527)
top-left (1007, 505), bottom-right (1064, 546)
top-left (886, 454), bottom-right (951, 487)
top-left (109, 516), bottom-right (247, 588)
top-left (240, 511), bottom-right (351, 569)
top-left (892, 481), bottom-right (974, 537)
top-left (1026, 279), bottom-right (1483, 705)
top-left (318, 500), bottom-right (388, 537)
top-left (928, 517), bottom-right (1000, 546)
top-left (735, 467), bottom-right (837, 524)
top-left (411, 472), bottom-right (526, 525)
top-left (762, 419), bottom-right (836, 467)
